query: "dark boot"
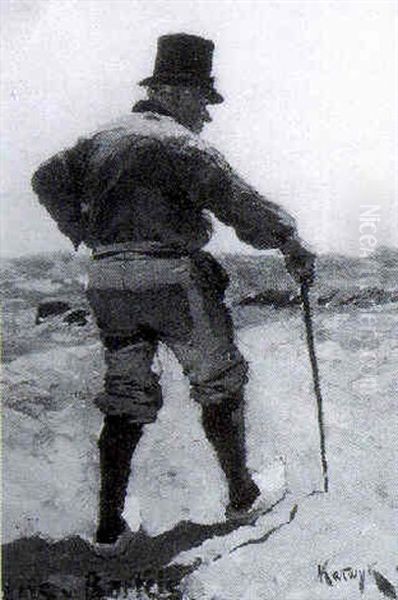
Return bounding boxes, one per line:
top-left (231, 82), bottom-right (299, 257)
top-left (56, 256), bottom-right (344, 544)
top-left (201, 400), bottom-right (260, 512)
top-left (96, 415), bottom-right (143, 544)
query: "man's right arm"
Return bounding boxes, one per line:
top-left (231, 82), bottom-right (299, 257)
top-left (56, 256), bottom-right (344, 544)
top-left (31, 139), bottom-right (91, 249)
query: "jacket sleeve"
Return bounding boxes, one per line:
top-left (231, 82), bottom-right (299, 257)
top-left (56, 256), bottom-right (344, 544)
top-left (31, 139), bottom-right (90, 249)
top-left (173, 141), bottom-right (298, 250)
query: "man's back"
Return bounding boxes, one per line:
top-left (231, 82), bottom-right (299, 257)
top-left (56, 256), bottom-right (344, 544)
top-left (33, 102), bottom-right (298, 256)
top-left (32, 108), bottom-right (210, 252)
top-left (81, 109), bottom-right (211, 251)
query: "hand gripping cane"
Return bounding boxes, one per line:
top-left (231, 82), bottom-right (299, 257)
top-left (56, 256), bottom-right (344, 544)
top-left (300, 280), bottom-right (329, 493)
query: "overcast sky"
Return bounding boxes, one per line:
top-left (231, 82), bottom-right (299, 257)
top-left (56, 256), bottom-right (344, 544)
top-left (1, 0), bottom-right (397, 257)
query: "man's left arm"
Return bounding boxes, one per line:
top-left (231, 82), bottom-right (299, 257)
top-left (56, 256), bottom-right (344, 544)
top-left (175, 143), bottom-right (316, 285)
top-left (219, 169), bottom-right (316, 285)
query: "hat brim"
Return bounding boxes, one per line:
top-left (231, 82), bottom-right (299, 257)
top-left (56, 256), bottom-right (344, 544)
top-left (139, 76), bottom-right (224, 104)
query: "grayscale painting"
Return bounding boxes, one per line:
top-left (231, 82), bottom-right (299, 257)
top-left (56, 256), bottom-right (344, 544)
top-left (1, 1), bottom-right (397, 599)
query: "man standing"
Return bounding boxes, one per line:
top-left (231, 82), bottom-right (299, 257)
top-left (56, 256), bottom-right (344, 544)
top-left (32, 33), bottom-right (315, 547)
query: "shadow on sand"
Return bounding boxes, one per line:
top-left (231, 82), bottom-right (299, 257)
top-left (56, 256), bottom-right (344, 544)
top-left (3, 500), bottom-right (297, 599)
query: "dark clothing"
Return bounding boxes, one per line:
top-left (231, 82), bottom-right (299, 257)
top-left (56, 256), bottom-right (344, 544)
top-left (31, 104), bottom-right (290, 528)
top-left (32, 105), bottom-right (297, 421)
top-left (32, 101), bottom-right (297, 253)
top-left (87, 251), bottom-right (248, 421)
top-left (96, 416), bottom-right (143, 543)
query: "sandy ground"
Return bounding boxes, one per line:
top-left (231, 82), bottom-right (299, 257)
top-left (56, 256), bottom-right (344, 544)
top-left (2, 300), bottom-right (397, 598)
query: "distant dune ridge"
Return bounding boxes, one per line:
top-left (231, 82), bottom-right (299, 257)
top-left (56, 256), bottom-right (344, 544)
top-left (2, 246), bottom-right (397, 341)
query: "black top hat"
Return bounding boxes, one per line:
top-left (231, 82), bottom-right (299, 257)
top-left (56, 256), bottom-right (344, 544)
top-left (139, 33), bottom-right (223, 104)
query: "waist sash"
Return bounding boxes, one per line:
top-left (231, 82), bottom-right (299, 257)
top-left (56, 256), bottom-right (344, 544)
top-left (92, 241), bottom-right (189, 260)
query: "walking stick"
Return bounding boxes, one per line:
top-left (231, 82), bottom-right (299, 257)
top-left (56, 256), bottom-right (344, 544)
top-left (300, 280), bottom-right (329, 493)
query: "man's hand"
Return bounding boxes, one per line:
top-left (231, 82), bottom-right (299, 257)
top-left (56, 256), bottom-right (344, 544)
top-left (281, 238), bottom-right (316, 286)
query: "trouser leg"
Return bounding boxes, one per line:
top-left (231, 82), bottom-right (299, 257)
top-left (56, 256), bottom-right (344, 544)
top-left (94, 334), bottom-right (161, 543)
top-left (96, 414), bottom-right (143, 544)
top-left (170, 325), bottom-right (260, 511)
top-left (165, 252), bottom-right (261, 512)
top-left (96, 334), bottom-right (162, 422)
top-left (88, 329), bottom-right (162, 543)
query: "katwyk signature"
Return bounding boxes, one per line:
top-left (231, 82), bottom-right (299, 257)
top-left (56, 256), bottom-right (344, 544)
top-left (317, 560), bottom-right (397, 598)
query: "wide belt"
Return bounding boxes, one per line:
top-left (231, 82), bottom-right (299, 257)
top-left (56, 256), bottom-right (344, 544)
top-left (92, 241), bottom-right (189, 260)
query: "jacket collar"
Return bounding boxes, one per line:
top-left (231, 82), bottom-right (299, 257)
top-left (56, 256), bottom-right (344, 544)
top-left (132, 99), bottom-right (175, 120)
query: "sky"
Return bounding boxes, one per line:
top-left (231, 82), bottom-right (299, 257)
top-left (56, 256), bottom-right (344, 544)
top-left (1, 0), bottom-right (397, 257)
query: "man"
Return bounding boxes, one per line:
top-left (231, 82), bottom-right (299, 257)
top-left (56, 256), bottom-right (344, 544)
top-left (32, 33), bottom-right (315, 547)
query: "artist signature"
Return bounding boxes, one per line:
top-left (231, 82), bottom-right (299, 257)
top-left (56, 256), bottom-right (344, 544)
top-left (317, 561), bottom-right (397, 597)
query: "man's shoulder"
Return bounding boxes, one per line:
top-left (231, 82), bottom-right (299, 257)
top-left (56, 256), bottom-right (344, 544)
top-left (89, 112), bottom-right (199, 145)
top-left (82, 112), bottom-right (229, 175)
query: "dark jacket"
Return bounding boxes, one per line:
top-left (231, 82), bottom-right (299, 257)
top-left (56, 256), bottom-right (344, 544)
top-left (32, 100), bottom-right (297, 253)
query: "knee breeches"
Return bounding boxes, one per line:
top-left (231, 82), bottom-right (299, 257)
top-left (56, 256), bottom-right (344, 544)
top-left (87, 252), bottom-right (248, 422)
